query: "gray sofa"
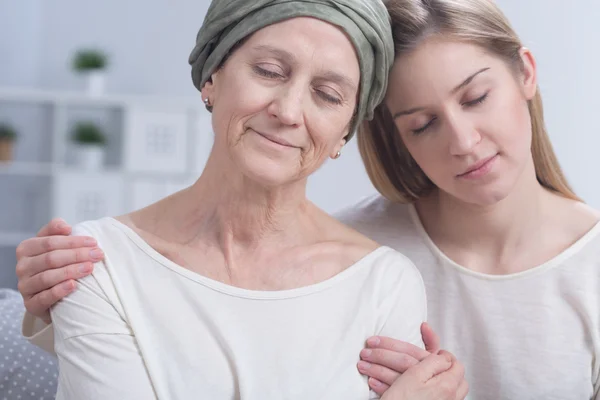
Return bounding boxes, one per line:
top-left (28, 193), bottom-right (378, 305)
top-left (0, 289), bottom-right (58, 400)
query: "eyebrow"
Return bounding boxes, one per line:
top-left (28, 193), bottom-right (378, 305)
top-left (251, 45), bottom-right (358, 94)
top-left (392, 67), bottom-right (491, 119)
top-left (251, 45), bottom-right (297, 65)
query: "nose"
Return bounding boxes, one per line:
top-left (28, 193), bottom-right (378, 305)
top-left (268, 83), bottom-right (304, 127)
top-left (447, 113), bottom-right (481, 156)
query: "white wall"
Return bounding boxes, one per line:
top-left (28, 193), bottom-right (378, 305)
top-left (34, 0), bottom-right (209, 96)
top-left (497, 0), bottom-right (600, 208)
top-left (1, 0), bottom-right (599, 214)
top-left (0, 0), bottom-right (44, 87)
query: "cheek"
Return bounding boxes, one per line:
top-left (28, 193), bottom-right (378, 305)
top-left (403, 136), bottom-right (446, 177)
top-left (304, 105), bottom-right (353, 149)
top-left (302, 126), bottom-right (339, 165)
top-left (214, 73), bottom-right (272, 120)
top-left (493, 93), bottom-right (533, 157)
top-left (211, 79), bottom-right (275, 145)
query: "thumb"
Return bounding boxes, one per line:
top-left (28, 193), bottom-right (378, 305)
top-left (421, 322), bottom-right (441, 353)
top-left (427, 351), bottom-right (465, 390)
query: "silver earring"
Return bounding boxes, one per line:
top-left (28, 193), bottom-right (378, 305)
top-left (333, 151), bottom-right (341, 159)
top-left (203, 98), bottom-right (213, 112)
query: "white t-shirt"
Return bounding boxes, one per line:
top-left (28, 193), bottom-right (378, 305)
top-left (46, 217), bottom-right (427, 399)
top-left (336, 195), bottom-right (600, 400)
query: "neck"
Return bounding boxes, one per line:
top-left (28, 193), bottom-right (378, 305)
top-left (166, 149), bottom-right (318, 253)
top-left (417, 158), bottom-right (550, 273)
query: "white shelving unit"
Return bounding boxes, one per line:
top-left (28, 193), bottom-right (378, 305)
top-left (0, 87), bottom-right (213, 253)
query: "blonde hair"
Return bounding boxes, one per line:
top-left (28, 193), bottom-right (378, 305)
top-left (358, 0), bottom-right (579, 203)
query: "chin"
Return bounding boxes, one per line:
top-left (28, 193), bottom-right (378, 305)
top-left (451, 178), bottom-right (516, 207)
top-left (463, 190), bottom-right (509, 207)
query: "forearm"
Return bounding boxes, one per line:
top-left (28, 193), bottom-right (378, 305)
top-left (22, 311), bottom-right (56, 355)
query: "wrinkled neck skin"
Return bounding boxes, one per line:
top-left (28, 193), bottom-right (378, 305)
top-left (140, 146), bottom-right (325, 263)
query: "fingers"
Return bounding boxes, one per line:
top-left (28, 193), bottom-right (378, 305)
top-left (16, 246), bottom-right (103, 279)
top-left (36, 218), bottom-right (72, 237)
top-left (367, 378), bottom-right (390, 397)
top-left (24, 280), bottom-right (77, 322)
top-left (421, 322), bottom-right (441, 353)
top-left (366, 336), bottom-right (430, 360)
top-left (16, 235), bottom-right (98, 261)
top-left (435, 354), bottom-right (464, 383)
top-left (14, 218), bottom-right (96, 322)
top-left (427, 355), bottom-right (466, 398)
top-left (408, 351), bottom-right (453, 383)
top-left (357, 360), bottom-right (401, 387)
top-left (18, 262), bottom-right (94, 298)
top-left (359, 336), bottom-right (428, 397)
top-left (360, 347), bottom-right (420, 374)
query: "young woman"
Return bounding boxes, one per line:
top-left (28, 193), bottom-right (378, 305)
top-left (344, 1), bottom-right (600, 398)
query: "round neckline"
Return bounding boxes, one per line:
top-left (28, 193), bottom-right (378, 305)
top-left (103, 217), bottom-right (392, 299)
top-left (406, 203), bottom-right (600, 280)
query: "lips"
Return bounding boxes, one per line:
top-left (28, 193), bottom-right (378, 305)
top-left (458, 154), bottom-right (497, 177)
top-left (251, 129), bottom-right (296, 148)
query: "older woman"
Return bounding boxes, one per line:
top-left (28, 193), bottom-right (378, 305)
top-left (13, 0), bottom-right (468, 399)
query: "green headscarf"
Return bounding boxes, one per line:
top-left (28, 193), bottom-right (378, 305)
top-left (188, 0), bottom-right (394, 139)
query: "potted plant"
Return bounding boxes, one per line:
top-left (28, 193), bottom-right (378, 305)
top-left (0, 123), bottom-right (17, 162)
top-left (71, 122), bottom-right (107, 169)
top-left (72, 48), bottom-right (109, 96)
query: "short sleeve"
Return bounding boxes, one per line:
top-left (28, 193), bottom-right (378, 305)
top-left (367, 252), bottom-right (428, 400)
top-left (49, 224), bottom-right (157, 399)
top-left (377, 252), bottom-right (427, 349)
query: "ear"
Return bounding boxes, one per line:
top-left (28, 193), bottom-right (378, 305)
top-left (200, 71), bottom-right (220, 104)
top-left (330, 138), bottom-right (347, 159)
top-left (519, 47), bottom-right (537, 100)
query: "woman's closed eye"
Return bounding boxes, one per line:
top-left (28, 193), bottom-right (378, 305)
top-left (411, 92), bottom-right (489, 135)
top-left (462, 92), bottom-right (488, 107)
top-left (412, 117), bottom-right (437, 135)
top-left (253, 64), bottom-right (285, 79)
top-left (315, 87), bottom-right (343, 105)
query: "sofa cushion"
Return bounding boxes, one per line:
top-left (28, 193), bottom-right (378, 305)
top-left (0, 289), bottom-right (57, 400)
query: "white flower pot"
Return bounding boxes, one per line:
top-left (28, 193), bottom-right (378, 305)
top-left (73, 144), bottom-right (105, 170)
top-left (86, 71), bottom-right (106, 96)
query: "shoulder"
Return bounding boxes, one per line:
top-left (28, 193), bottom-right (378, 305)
top-left (71, 217), bottom-right (141, 252)
top-left (72, 217), bottom-right (123, 238)
top-left (341, 245), bottom-right (425, 295)
top-left (70, 218), bottom-right (154, 287)
top-left (333, 194), bottom-right (391, 222)
top-left (332, 195), bottom-right (420, 250)
top-left (53, 220), bottom-right (135, 335)
top-left (566, 199), bottom-right (600, 229)
top-left (540, 197), bottom-right (600, 282)
top-left (549, 196), bottom-right (600, 252)
top-left (334, 195), bottom-right (413, 231)
top-left (362, 247), bottom-right (426, 299)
